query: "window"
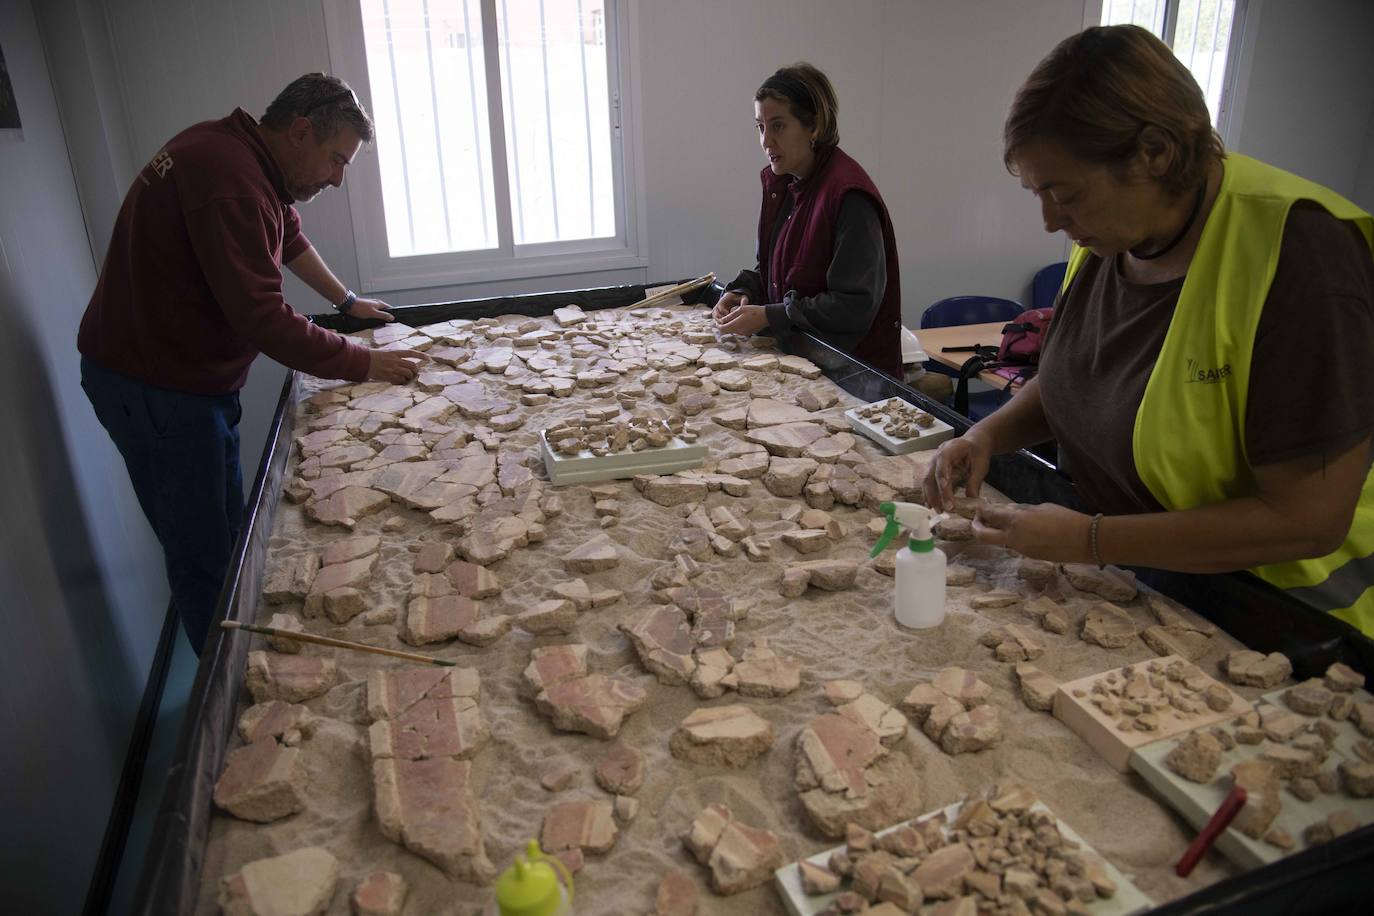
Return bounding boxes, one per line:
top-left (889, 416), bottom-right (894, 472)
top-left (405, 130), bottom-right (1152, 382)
top-left (1099, 0), bottom-right (1248, 134)
top-left (325, 0), bottom-right (645, 292)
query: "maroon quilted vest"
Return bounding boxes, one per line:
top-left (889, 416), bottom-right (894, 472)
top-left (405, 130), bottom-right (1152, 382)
top-left (757, 145), bottom-right (902, 376)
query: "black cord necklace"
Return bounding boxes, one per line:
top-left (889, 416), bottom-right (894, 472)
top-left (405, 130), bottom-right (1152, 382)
top-left (1129, 182), bottom-right (1207, 261)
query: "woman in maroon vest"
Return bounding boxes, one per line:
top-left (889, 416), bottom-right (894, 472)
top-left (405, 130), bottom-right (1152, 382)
top-left (714, 62), bottom-right (903, 377)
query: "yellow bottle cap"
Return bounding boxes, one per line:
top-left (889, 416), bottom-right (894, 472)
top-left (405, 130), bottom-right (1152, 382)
top-left (495, 840), bottom-right (571, 916)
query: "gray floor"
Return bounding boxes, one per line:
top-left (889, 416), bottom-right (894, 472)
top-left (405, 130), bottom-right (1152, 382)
top-left (106, 631), bottom-right (200, 916)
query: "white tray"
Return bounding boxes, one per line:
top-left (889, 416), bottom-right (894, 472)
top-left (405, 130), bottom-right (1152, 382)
top-left (773, 798), bottom-right (1153, 916)
top-left (845, 398), bottom-right (955, 455)
top-left (539, 430), bottom-right (707, 486)
top-left (1129, 685), bottom-right (1374, 870)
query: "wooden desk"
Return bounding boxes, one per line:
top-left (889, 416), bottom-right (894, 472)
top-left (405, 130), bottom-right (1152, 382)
top-left (915, 321), bottom-right (1025, 390)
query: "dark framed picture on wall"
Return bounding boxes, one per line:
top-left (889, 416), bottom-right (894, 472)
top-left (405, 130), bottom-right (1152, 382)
top-left (0, 42), bottom-right (21, 130)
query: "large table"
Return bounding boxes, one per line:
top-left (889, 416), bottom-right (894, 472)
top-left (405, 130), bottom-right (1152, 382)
top-left (128, 280), bottom-right (1374, 916)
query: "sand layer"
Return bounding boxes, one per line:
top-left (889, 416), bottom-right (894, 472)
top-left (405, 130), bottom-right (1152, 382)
top-left (193, 303), bottom-right (1257, 915)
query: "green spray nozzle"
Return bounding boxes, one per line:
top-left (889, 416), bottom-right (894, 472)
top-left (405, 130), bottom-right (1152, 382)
top-left (869, 501), bottom-right (944, 557)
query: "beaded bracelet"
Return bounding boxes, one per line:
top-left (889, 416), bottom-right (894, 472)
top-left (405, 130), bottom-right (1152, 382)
top-left (1089, 512), bottom-right (1105, 569)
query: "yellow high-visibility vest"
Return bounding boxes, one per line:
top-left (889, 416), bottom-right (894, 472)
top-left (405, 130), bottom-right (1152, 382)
top-left (1063, 154), bottom-right (1374, 635)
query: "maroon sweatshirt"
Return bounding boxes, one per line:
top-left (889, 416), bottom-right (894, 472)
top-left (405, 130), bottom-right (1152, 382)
top-left (78, 108), bottom-right (369, 395)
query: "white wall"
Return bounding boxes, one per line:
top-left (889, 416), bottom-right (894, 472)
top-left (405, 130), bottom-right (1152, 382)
top-left (0, 0), bottom-right (169, 911)
top-left (1229, 0), bottom-right (1374, 206)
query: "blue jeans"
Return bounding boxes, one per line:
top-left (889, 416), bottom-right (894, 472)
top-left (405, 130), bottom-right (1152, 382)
top-left (80, 357), bottom-right (244, 653)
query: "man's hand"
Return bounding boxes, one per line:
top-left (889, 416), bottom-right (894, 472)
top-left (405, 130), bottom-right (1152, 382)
top-left (712, 290), bottom-right (747, 321)
top-left (347, 295), bottom-right (396, 323)
top-left (367, 348), bottom-right (429, 384)
top-left (718, 303), bottom-right (768, 336)
top-left (971, 502), bottom-right (1094, 563)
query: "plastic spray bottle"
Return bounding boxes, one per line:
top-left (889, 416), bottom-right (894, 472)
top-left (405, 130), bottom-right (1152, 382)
top-left (495, 839), bottom-right (574, 916)
top-left (870, 501), bottom-right (947, 629)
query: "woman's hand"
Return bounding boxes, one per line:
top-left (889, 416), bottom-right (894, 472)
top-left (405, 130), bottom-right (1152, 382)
top-left (713, 290), bottom-right (747, 321)
top-left (972, 502), bottom-right (1093, 563)
top-left (348, 295), bottom-right (396, 323)
top-left (923, 432), bottom-right (993, 511)
top-left (718, 303), bottom-right (769, 336)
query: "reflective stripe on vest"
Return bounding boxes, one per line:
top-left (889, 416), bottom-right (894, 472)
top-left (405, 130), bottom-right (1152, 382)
top-left (1062, 154), bottom-right (1374, 634)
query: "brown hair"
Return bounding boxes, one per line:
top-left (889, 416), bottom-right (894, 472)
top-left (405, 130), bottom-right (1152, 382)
top-left (261, 73), bottom-right (375, 144)
top-left (1003, 25), bottom-right (1223, 195)
top-left (756, 62), bottom-right (839, 148)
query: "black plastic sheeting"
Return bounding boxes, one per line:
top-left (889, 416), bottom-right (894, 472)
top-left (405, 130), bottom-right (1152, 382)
top-left (131, 279), bottom-right (1374, 915)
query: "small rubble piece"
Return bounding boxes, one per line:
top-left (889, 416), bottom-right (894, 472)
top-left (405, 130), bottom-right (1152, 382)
top-left (852, 397), bottom-right (938, 440)
top-left (595, 741), bottom-right (646, 795)
top-left (970, 589), bottom-right (1021, 610)
top-left (1061, 563), bottom-right (1138, 601)
top-left (945, 564), bottom-right (976, 586)
top-left (534, 673), bottom-right (648, 739)
top-left (979, 623), bottom-right (1045, 663)
top-left (798, 859), bottom-right (842, 895)
top-left (541, 799), bottom-right (618, 855)
top-left (824, 680), bottom-right (866, 706)
top-left (515, 598), bottom-right (578, 636)
top-left (731, 639), bottom-right (803, 697)
top-left (1014, 663), bottom-right (1058, 712)
top-left (1285, 678), bottom-right (1336, 717)
top-left (562, 535), bottom-right (620, 574)
top-left (654, 868), bottom-right (700, 916)
top-left (1231, 758), bottom-right (1283, 839)
top-left (245, 651), bottom-right (336, 704)
top-left (373, 755), bottom-right (495, 882)
top-left (641, 476), bottom-right (710, 507)
top-left (1226, 649), bottom-right (1293, 688)
top-left (933, 516), bottom-right (973, 541)
top-left (930, 667), bottom-right (993, 708)
top-left (265, 613), bottom-right (304, 653)
top-left (1339, 760), bottom-right (1374, 797)
top-left (1166, 731), bottom-right (1224, 783)
top-left (1081, 602), bottom-right (1139, 649)
top-left (403, 594), bottom-right (480, 645)
top-left (213, 737), bottom-right (306, 823)
top-left (794, 713), bottom-right (923, 837)
top-left (1324, 662), bottom-right (1365, 693)
top-left (1024, 595), bottom-right (1071, 634)
top-left (620, 606), bottom-right (697, 685)
top-left (782, 559), bottom-right (860, 594)
top-left (352, 871), bottom-right (408, 916)
top-left (238, 700), bottom-right (312, 746)
top-left (263, 552), bottom-right (320, 603)
top-left (1018, 557), bottom-right (1056, 585)
top-left (683, 804), bottom-right (784, 895)
top-left (669, 704), bottom-right (775, 767)
top-left (836, 693), bottom-right (910, 746)
top-left (368, 667), bottom-right (489, 763)
top-left (1141, 624), bottom-right (1212, 661)
top-left (540, 764), bottom-right (578, 792)
top-left (217, 847), bottom-right (339, 916)
top-left (940, 705), bottom-right (1003, 755)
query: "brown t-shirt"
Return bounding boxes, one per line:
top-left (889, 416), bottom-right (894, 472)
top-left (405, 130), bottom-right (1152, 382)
top-left (1039, 204), bottom-right (1374, 515)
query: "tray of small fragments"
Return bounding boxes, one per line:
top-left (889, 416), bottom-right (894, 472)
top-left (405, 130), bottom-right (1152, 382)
top-left (1129, 663), bottom-right (1374, 870)
top-left (1052, 655), bottom-right (1251, 772)
top-left (845, 397), bottom-right (955, 454)
top-left (540, 411), bottom-right (707, 485)
top-left (774, 784), bottom-right (1152, 916)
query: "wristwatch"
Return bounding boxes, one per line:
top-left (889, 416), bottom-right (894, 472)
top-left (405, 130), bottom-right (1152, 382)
top-left (334, 289), bottom-right (358, 314)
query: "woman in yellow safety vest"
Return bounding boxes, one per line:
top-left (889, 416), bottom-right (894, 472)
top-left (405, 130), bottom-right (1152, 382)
top-left (923, 25), bottom-right (1374, 635)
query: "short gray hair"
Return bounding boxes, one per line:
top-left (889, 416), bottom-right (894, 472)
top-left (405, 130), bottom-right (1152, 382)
top-left (261, 73), bottom-right (374, 143)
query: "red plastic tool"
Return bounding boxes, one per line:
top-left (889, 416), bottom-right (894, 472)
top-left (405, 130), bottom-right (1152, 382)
top-left (1176, 784), bottom-right (1248, 877)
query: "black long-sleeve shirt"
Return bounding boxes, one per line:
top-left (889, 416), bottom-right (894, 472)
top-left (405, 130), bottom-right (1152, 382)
top-left (727, 191), bottom-right (887, 351)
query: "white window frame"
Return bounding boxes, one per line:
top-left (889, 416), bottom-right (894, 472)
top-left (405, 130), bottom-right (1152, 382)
top-left (1084, 0), bottom-right (1252, 147)
top-left (323, 0), bottom-right (648, 294)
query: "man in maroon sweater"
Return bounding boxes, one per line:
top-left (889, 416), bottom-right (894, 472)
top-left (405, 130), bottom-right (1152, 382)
top-left (77, 73), bottom-right (425, 652)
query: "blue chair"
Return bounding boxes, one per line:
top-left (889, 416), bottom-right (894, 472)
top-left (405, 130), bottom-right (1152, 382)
top-left (920, 295), bottom-right (1024, 331)
top-left (919, 296), bottom-right (1024, 420)
top-left (1032, 261), bottom-right (1068, 311)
